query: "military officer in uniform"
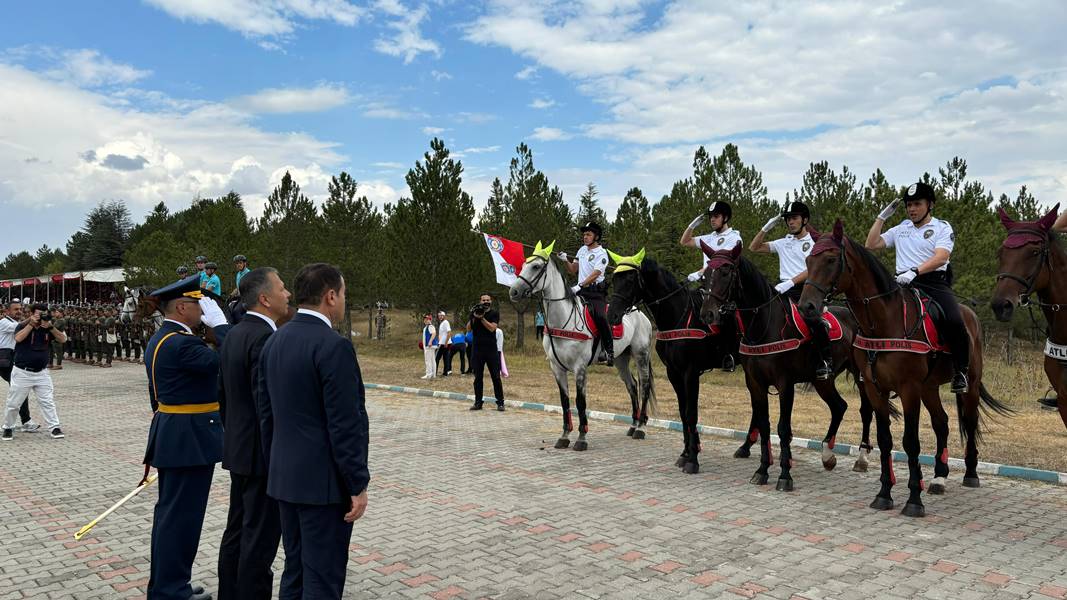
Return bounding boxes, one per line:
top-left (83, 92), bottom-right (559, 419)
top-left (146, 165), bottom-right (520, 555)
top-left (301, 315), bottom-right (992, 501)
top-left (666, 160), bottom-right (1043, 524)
top-left (680, 201), bottom-right (743, 371)
top-left (143, 275), bottom-right (231, 600)
top-left (866, 181), bottom-right (969, 393)
top-left (558, 222), bottom-right (614, 366)
top-left (750, 200), bottom-right (832, 379)
top-left (49, 307), bottom-right (66, 370)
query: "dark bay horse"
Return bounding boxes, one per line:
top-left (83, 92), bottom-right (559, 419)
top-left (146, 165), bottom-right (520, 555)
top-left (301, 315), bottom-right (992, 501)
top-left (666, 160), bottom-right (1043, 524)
top-left (607, 255), bottom-right (735, 474)
top-left (698, 242), bottom-right (877, 491)
top-left (991, 204), bottom-right (1066, 429)
top-left (799, 220), bottom-right (1010, 517)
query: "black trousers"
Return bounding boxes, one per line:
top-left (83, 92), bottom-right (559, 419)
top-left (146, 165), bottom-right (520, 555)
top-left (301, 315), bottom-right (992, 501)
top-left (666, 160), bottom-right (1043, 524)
top-left (277, 500), bottom-right (353, 600)
top-left (0, 363), bottom-right (31, 425)
top-left (578, 286), bottom-right (613, 354)
top-left (435, 345), bottom-right (450, 374)
top-left (914, 272), bottom-right (969, 372)
top-left (444, 343), bottom-right (467, 374)
top-left (785, 287), bottom-right (832, 364)
top-left (218, 472), bottom-right (281, 600)
top-left (471, 346), bottom-right (504, 405)
top-left (149, 465), bottom-right (214, 600)
top-left (536, 325), bottom-right (544, 340)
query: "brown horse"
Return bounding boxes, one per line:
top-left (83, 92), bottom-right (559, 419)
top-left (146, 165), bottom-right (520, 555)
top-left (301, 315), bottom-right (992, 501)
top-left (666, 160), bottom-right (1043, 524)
top-left (990, 204), bottom-right (1066, 429)
top-left (799, 220), bottom-right (1009, 517)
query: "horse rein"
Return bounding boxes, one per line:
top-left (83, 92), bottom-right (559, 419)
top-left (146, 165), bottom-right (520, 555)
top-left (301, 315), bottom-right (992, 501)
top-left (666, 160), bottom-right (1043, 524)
top-left (995, 230), bottom-right (1061, 309)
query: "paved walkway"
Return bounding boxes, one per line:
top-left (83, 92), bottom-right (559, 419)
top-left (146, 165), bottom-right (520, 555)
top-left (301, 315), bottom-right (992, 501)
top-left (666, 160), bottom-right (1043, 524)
top-left (2, 361), bottom-right (1067, 599)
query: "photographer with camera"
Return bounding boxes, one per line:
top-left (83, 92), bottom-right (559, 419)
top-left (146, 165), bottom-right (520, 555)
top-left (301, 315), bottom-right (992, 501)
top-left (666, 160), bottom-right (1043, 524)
top-left (2, 303), bottom-right (67, 440)
top-left (467, 293), bottom-right (505, 411)
top-left (0, 300), bottom-right (40, 433)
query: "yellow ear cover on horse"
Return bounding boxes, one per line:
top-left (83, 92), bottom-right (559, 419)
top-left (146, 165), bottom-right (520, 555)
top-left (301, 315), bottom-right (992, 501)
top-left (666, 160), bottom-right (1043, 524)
top-left (608, 247), bottom-right (645, 273)
top-left (526, 240), bottom-right (556, 263)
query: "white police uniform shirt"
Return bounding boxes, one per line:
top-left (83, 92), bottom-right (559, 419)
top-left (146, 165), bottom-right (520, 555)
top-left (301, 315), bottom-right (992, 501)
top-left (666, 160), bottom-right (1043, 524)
top-left (694, 227), bottom-right (743, 257)
top-left (576, 245), bottom-right (608, 285)
top-left (880, 217), bottom-right (954, 273)
top-left (768, 231), bottom-right (814, 282)
top-left (0, 316), bottom-right (18, 350)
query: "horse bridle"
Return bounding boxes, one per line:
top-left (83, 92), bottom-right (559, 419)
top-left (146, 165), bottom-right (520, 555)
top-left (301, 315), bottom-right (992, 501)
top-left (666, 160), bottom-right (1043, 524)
top-left (515, 256), bottom-right (567, 302)
top-left (803, 238), bottom-right (909, 335)
top-left (995, 230), bottom-right (1051, 307)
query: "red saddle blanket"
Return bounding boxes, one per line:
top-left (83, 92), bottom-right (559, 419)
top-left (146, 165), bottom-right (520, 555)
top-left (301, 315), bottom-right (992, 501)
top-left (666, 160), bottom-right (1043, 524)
top-left (853, 297), bottom-right (950, 354)
top-left (737, 300), bottom-right (843, 356)
top-left (585, 306), bottom-right (624, 340)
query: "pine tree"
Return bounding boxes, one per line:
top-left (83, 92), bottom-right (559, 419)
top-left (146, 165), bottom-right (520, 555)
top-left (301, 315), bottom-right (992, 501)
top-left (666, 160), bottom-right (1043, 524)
top-left (612, 187), bottom-right (651, 254)
top-left (321, 172), bottom-right (384, 307)
top-left (575, 182), bottom-right (608, 236)
top-left (256, 172), bottom-right (320, 282)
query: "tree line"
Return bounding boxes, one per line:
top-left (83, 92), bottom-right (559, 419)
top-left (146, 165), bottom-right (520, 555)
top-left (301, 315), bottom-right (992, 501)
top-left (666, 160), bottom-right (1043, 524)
top-left (0, 138), bottom-right (1048, 345)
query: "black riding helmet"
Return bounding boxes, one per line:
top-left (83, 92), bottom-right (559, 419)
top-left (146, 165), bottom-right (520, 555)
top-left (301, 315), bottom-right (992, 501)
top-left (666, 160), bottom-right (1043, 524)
top-left (579, 221), bottom-right (603, 241)
top-left (176, 265), bottom-right (189, 276)
top-left (205, 261), bottom-right (218, 270)
top-left (903, 182), bottom-right (936, 204)
top-left (707, 201), bottom-right (733, 223)
top-left (781, 201), bottom-right (810, 220)
top-left (233, 254), bottom-right (247, 263)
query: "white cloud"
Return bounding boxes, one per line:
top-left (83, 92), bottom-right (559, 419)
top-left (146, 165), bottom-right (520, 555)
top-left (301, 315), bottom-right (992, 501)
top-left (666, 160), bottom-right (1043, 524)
top-left (529, 126), bottom-right (572, 142)
top-left (462, 145), bottom-right (501, 154)
top-left (359, 179), bottom-right (403, 208)
top-left (230, 83), bottom-right (350, 113)
top-left (529, 97), bottom-right (555, 110)
top-left (431, 70), bottom-right (452, 81)
top-left (372, 161), bottom-right (405, 169)
top-left (515, 65), bottom-right (538, 80)
top-left (372, 1), bottom-right (441, 64)
top-left (422, 126), bottom-right (446, 135)
top-left (454, 111), bottom-right (497, 124)
top-left (142, 0), bottom-right (362, 38)
top-left (469, 1), bottom-right (1067, 204)
top-left (47, 49), bottom-right (151, 87)
top-left (361, 101), bottom-right (427, 120)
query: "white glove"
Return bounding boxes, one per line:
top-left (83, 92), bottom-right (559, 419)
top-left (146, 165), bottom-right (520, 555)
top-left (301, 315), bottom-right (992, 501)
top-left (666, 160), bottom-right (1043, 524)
top-left (687, 214), bottom-right (705, 230)
top-left (878, 199), bottom-right (901, 221)
top-left (557, 251), bottom-right (568, 262)
top-left (199, 297), bottom-right (228, 328)
top-left (761, 215), bottom-right (783, 233)
top-left (570, 284), bottom-right (582, 294)
top-left (686, 271), bottom-right (701, 283)
top-left (774, 280), bottom-right (795, 294)
top-left (895, 269), bottom-right (917, 286)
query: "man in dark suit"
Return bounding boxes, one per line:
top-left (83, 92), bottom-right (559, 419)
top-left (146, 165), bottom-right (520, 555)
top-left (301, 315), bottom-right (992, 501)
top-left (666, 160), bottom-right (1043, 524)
top-left (257, 263), bottom-right (369, 600)
top-left (143, 275), bottom-right (232, 600)
top-left (217, 268), bottom-right (291, 600)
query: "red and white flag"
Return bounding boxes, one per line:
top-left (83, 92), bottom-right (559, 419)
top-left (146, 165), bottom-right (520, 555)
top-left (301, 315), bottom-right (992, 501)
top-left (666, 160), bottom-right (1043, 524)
top-left (483, 233), bottom-right (525, 286)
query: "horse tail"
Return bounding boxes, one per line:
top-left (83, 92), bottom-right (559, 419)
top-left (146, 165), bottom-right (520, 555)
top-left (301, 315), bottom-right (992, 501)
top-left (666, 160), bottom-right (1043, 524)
top-left (958, 382), bottom-right (1015, 443)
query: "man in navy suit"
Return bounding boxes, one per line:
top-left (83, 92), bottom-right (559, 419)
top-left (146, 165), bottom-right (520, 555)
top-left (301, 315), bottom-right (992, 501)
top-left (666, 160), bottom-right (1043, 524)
top-left (217, 268), bottom-right (291, 600)
top-left (143, 275), bottom-right (232, 600)
top-left (257, 263), bottom-right (369, 600)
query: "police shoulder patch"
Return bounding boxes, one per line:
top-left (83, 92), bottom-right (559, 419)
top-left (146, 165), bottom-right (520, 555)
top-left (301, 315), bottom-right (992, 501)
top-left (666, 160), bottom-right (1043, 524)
top-left (923, 229), bottom-right (934, 239)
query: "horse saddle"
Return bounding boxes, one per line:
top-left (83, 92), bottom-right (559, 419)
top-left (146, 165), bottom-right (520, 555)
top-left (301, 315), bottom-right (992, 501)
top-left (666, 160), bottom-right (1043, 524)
top-left (789, 301), bottom-right (844, 343)
top-left (583, 304), bottom-right (624, 340)
top-left (913, 291), bottom-right (951, 353)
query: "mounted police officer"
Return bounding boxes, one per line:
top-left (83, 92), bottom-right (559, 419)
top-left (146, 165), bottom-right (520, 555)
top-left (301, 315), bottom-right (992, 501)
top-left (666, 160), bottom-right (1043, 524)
top-left (681, 201), bottom-right (743, 371)
top-left (558, 222), bottom-right (613, 366)
top-left (202, 262), bottom-right (223, 297)
top-left (143, 275), bottom-right (231, 600)
top-left (177, 265), bottom-right (190, 278)
top-left (233, 255), bottom-right (251, 292)
top-left (866, 181), bottom-right (969, 393)
top-left (750, 200), bottom-right (832, 379)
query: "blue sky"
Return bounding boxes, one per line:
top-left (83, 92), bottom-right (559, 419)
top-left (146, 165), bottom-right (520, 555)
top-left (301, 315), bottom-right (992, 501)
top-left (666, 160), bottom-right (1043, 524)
top-left (2, 1), bottom-right (1065, 262)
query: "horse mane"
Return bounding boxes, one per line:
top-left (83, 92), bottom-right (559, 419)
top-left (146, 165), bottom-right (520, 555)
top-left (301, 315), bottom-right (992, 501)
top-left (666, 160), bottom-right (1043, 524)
top-left (845, 237), bottom-right (897, 294)
top-left (640, 258), bottom-right (680, 290)
top-left (736, 255), bottom-right (773, 306)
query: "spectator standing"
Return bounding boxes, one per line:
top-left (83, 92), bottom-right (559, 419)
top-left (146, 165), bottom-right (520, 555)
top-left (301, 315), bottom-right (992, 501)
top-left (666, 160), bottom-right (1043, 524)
top-left (0, 300), bottom-right (39, 433)
top-left (467, 293), bottom-right (504, 411)
top-left (444, 331), bottom-right (467, 376)
top-left (436, 311), bottom-right (452, 375)
top-left (420, 315), bottom-right (437, 379)
top-left (2, 303), bottom-right (67, 440)
top-left (535, 310), bottom-right (545, 340)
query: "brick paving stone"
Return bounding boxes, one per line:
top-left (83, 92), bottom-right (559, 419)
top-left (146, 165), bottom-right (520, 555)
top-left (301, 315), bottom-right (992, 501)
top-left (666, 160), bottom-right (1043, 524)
top-left (2, 364), bottom-right (1067, 599)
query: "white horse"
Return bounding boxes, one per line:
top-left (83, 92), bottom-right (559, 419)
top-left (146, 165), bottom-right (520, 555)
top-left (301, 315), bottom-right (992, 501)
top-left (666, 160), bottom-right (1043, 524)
top-left (120, 286), bottom-right (163, 329)
top-left (510, 241), bottom-right (656, 451)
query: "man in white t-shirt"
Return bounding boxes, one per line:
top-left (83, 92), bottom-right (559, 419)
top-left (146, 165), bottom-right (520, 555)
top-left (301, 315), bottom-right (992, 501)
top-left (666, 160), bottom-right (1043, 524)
top-left (750, 200), bottom-right (831, 379)
top-left (866, 181), bottom-right (969, 393)
top-left (680, 201), bottom-right (742, 371)
top-left (435, 311), bottom-right (452, 375)
top-left (558, 222), bottom-right (613, 366)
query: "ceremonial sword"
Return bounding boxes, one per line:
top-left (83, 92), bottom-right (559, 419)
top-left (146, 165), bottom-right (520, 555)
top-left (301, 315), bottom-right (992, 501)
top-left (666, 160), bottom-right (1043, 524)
top-left (74, 474), bottom-right (158, 540)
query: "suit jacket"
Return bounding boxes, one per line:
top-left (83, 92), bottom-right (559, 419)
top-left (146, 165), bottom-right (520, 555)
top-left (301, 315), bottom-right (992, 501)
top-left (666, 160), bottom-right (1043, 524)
top-left (143, 320), bottom-right (231, 468)
top-left (218, 313), bottom-right (275, 476)
top-left (257, 312), bottom-right (369, 505)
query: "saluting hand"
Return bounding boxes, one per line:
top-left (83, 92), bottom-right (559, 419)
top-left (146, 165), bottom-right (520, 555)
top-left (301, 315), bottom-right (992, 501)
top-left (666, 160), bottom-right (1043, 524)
top-left (345, 489), bottom-right (368, 523)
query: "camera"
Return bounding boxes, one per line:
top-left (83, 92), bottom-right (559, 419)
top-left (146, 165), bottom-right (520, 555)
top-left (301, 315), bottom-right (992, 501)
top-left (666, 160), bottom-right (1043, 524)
top-left (471, 302), bottom-right (491, 317)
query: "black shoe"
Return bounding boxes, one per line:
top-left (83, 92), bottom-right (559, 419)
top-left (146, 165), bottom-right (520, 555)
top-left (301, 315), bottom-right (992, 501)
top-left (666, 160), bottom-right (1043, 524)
top-left (496, 403), bottom-right (505, 412)
top-left (50, 427), bottom-right (65, 439)
top-left (1, 429), bottom-right (12, 441)
top-left (815, 360), bottom-right (832, 381)
top-left (1039, 396), bottom-right (1058, 410)
top-left (950, 371), bottom-right (968, 394)
top-left (469, 402), bottom-right (483, 411)
top-left (721, 354), bottom-right (736, 372)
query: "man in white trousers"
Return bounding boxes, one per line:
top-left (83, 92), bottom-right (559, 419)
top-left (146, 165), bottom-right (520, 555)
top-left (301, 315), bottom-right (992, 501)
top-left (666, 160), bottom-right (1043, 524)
top-left (2, 303), bottom-right (67, 440)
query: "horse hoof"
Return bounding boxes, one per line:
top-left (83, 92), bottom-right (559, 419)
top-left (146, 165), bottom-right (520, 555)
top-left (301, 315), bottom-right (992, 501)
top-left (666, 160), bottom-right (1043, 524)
top-left (632, 429), bottom-right (646, 440)
top-left (682, 462), bottom-right (699, 474)
top-left (675, 455), bottom-right (688, 468)
top-left (823, 455), bottom-right (837, 471)
top-left (554, 438), bottom-right (570, 449)
top-left (901, 503), bottom-right (926, 518)
top-left (573, 440), bottom-right (588, 452)
top-left (734, 446), bottom-right (751, 459)
top-left (626, 427), bottom-right (635, 437)
top-left (775, 478), bottom-right (794, 492)
top-left (869, 496), bottom-right (894, 511)
top-left (962, 477), bottom-right (981, 488)
top-left (852, 460), bottom-right (868, 473)
top-left (750, 472), bottom-right (769, 485)
top-left (928, 483), bottom-right (946, 495)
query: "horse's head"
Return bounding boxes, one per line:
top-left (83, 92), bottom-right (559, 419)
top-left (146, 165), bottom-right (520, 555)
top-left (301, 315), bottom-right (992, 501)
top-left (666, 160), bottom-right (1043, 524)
top-left (607, 248), bottom-right (646, 325)
top-left (990, 203), bottom-right (1059, 322)
top-left (698, 241), bottom-right (741, 326)
top-left (799, 218), bottom-right (849, 321)
top-left (509, 240), bottom-right (555, 302)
